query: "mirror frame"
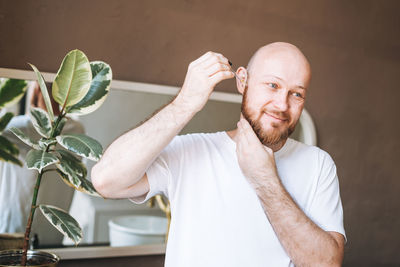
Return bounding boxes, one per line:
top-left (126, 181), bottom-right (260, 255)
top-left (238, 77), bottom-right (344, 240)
top-left (0, 67), bottom-right (317, 259)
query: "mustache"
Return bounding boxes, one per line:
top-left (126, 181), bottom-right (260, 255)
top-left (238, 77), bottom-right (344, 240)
top-left (262, 109), bottom-right (290, 121)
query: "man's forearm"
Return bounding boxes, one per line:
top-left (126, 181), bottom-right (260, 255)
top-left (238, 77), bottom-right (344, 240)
top-left (92, 51), bottom-right (233, 198)
top-left (255, 176), bottom-right (343, 266)
top-left (91, 94), bottom-right (196, 198)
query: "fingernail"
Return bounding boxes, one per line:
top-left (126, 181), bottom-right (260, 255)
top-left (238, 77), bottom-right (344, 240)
top-left (228, 61), bottom-right (232, 66)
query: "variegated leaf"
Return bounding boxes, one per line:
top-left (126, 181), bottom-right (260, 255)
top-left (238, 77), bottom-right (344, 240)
top-left (29, 63), bottom-right (55, 121)
top-left (0, 78), bottom-right (28, 109)
top-left (56, 149), bottom-right (86, 187)
top-left (56, 134), bottom-right (103, 161)
top-left (52, 49), bottom-right (92, 108)
top-left (0, 148), bottom-right (22, 166)
top-left (26, 149), bottom-right (59, 172)
top-left (0, 112), bottom-right (14, 133)
top-left (30, 107), bottom-right (52, 138)
top-left (39, 204), bottom-right (82, 245)
top-left (0, 135), bottom-right (19, 155)
top-left (56, 169), bottom-right (100, 197)
top-left (68, 61), bottom-right (112, 115)
top-left (9, 127), bottom-right (40, 149)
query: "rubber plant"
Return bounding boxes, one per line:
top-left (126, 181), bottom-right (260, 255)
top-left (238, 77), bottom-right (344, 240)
top-left (8, 49), bottom-right (112, 265)
top-left (0, 78), bottom-right (28, 166)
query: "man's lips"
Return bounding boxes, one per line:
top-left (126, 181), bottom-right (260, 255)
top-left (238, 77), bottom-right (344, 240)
top-left (264, 112), bottom-right (288, 122)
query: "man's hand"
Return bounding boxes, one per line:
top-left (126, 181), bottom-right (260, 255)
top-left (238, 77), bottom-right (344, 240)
top-left (235, 116), bottom-right (279, 190)
top-left (176, 51), bottom-right (234, 113)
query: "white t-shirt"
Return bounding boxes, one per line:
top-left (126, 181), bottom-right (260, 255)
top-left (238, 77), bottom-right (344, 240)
top-left (131, 132), bottom-right (346, 267)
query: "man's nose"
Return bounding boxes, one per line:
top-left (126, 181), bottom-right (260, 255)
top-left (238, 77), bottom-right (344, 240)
top-left (272, 90), bottom-right (289, 112)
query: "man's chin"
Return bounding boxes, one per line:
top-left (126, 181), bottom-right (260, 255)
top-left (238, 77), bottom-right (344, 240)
top-left (255, 128), bottom-right (288, 146)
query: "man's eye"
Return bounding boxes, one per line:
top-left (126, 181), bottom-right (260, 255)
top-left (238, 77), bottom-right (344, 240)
top-left (268, 83), bottom-right (278, 89)
top-left (292, 92), bottom-right (304, 98)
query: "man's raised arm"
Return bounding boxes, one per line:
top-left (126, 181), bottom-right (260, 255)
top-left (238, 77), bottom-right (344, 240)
top-left (91, 52), bottom-right (234, 199)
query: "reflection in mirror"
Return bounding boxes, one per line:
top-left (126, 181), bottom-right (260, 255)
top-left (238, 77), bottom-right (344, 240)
top-left (0, 72), bottom-right (317, 253)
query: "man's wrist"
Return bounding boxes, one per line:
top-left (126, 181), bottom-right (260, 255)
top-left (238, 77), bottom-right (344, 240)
top-left (171, 92), bottom-right (201, 116)
top-left (253, 173), bottom-right (283, 198)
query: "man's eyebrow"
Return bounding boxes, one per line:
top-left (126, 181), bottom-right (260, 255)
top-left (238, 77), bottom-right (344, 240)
top-left (263, 75), bottom-right (284, 81)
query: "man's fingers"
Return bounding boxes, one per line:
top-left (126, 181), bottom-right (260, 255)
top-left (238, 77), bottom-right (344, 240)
top-left (240, 118), bottom-right (256, 137)
top-left (206, 62), bottom-right (230, 77)
top-left (236, 120), bottom-right (246, 153)
top-left (240, 118), bottom-right (263, 147)
top-left (240, 118), bottom-right (274, 154)
top-left (209, 70), bottom-right (234, 85)
top-left (190, 51), bottom-right (229, 69)
top-left (212, 52), bottom-right (230, 65)
top-left (237, 119), bottom-right (250, 147)
top-left (201, 54), bottom-right (227, 70)
top-left (188, 51), bottom-right (214, 69)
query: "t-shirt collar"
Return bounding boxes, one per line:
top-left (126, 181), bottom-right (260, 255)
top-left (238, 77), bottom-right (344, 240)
top-left (222, 131), bottom-right (292, 157)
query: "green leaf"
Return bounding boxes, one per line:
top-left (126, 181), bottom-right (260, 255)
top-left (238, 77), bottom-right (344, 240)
top-left (0, 112), bottom-right (14, 132)
top-left (56, 134), bottom-right (103, 161)
top-left (56, 149), bottom-right (86, 187)
top-left (9, 127), bottom-right (40, 149)
top-left (26, 149), bottom-right (59, 172)
top-left (52, 49), bottom-right (92, 109)
top-left (0, 78), bottom-right (28, 109)
top-left (0, 135), bottom-right (19, 155)
top-left (68, 61), bottom-right (112, 115)
top-left (28, 63), bottom-right (55, 121)
top-left (39, 204), bottom-right (82, 245)
top-left (0, 149), bottom-right (23, 166)
top-left (29, 107), bottom-right (52, 138)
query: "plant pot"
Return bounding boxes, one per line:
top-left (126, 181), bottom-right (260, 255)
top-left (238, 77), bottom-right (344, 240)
top-left (0, 250), bottom-right (59, 267)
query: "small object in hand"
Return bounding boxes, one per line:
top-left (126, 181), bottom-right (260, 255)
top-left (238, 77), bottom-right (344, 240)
top-left (228, 60), bottom-right (244, 83)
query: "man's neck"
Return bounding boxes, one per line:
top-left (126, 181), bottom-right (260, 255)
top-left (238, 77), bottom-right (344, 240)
top-left (226, 129), bottom-right (287, 152)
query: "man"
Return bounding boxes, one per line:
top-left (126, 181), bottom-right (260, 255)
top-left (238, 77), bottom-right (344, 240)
top-left (92, 42), bottom-right (346, 266)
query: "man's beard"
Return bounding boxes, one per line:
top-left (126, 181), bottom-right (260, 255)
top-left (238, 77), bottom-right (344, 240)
top-left (241, 88), bottom-right (296, 146)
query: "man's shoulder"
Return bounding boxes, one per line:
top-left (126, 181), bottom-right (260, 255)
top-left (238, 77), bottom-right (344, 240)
top-left (286, 138), bottom-right (335, 164)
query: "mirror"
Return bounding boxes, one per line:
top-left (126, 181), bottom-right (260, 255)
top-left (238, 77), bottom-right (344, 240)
top-left (0, 68), bottom-right (317, 255)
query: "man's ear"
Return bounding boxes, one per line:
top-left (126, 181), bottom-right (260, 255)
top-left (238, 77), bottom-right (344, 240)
top-left (236, 67), bottom-right (248, 95)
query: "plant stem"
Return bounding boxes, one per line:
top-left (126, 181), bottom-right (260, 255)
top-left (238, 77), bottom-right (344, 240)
top-left (21, 113), bottom-right (66, 265)
top-left (21, 171), bottom-right (43, 266)
top-left (49, 112), bottom-right (65, 139)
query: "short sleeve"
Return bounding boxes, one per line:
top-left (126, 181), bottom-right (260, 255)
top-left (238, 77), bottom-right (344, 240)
top-left (308, 150), bottom-right (346, 241)
top-left (129, 136), bottom-right (183, 204)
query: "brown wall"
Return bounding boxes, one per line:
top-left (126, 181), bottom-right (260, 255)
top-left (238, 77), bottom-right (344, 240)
top-left (1, 0), bottom-right (399, 266)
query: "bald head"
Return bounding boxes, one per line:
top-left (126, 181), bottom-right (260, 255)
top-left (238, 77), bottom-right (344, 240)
top-left (247, 42), bottom-right (311, 85)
